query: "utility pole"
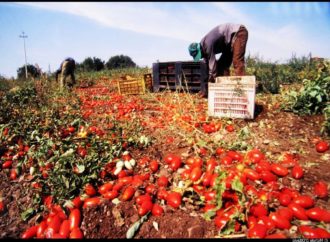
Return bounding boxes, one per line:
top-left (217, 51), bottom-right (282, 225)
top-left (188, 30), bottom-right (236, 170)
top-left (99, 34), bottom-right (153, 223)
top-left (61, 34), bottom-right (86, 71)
top-left (19, 31), bottom-right (28, 79)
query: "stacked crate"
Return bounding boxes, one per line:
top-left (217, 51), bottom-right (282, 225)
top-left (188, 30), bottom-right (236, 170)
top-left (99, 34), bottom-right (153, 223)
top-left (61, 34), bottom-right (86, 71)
top-left (152, 61), bottom-right (208, 93)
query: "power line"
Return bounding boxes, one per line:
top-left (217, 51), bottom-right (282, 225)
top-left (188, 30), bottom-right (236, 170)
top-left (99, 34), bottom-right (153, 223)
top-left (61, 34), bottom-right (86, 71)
top-left (19, 31), bottom-right (28, 79)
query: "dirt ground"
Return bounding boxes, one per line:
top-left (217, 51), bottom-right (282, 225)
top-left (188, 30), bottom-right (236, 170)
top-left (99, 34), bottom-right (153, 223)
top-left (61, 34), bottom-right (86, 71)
top-left (0, 85), bottom-right (329, 239)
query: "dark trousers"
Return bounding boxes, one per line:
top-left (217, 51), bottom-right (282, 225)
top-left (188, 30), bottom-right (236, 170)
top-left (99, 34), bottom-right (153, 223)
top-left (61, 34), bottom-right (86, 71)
top-left (217, 26), bottom-right (249, 76)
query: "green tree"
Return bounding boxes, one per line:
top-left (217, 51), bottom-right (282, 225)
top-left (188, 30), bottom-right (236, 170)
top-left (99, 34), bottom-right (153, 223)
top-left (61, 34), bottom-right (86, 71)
top-left (79, 57), bottom-right (105, 72)
top-left (17, 64), bottom-right (40, 79)
top-left (106, 55), bottom-right (136, 69)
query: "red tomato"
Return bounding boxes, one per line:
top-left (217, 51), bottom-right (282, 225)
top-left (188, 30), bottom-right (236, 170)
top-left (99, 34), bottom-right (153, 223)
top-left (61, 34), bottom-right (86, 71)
top-left (191, 157), bottom-right (203, 168)
top-left (44, 227), bottom-right (55, 239)
top-left (48, 214), bottom-right (61, 233)
top-left (247, 215), bottom-right (257, 229)
top-left (69, 209), bottom-right (81, 231)
top-left (298, 225), bottom-right (320, 239)
top-left (214, 215), bottom-right (229, 230)
top-left (277, 207), bottom-right (293, 221)
top-left (250, 203), bottom-right (268, 218)
top-left (157, 188), bottom-right (168, 200)
top-left (112, 182), bottom-right (124, 191)
top-left (138, 200), bottom-right (153, 216)
top-left (265, 233), bottom-right (287, 239)
top-left (164, 154), bottom-right (180, 164)
top-left (220, 156), bottom-right (233, 165)
top-left (288, 203), bottom-right (309, 220)
top-left (204, 191), bottom-right (216, 201)
top-left (269, 212), bottom-right (291, 230)
top-left (292, 165), bottom-right (304, 179)
top-left (315, 141), bottom-right (329, 153)
top-left (136, 194), bottom-right (152, 205)
top-left (247, 149), bottom-right (265, 163)
top-left (227, 150), bottom-right (242, 161)
top-left (247, 223), bottom-right (267, 238)
top-left (157, 176), bottom-right (169, 187)
top-left (279, 193), bottom-right (292, 206)
top-left (203, 203), bottom-right (216, 212)
top-left (59, 220), bottom-right (70, 238)
top-left (67, 126), bottom-right (75, 133)
top-left (84, 183), bottom-right (96, 197)
top-left (198, 147), bottom-right (207, 156)
top-left (10, 169), bottom-right (18, 180)
top-left (83, 197), bottom-right (101, 208)
top-left (255, 161), bottom-right (271, 173)
top-left (77, 147), bottom-right (87, 158)
top-left (2, 160), bottom-right (12, 169)
top-left (145, 184), bottom-right (157, 194)
top-left (152, 203), bottom-right (164, 216)
top-left (210, 173), bottom-right (218, 187)
top-left (166, 192), bottom-right (182, 208)
top-left (21, 225), bottom-right (38, 239)
top-left (36, 221), bottom-right (47, 238)
top-left (202, 172), bottom-right (213, 187)
top-left (257, 215), bottom-right (275, 230)
top-left (189, 167), bottom-right (202, 182)
top-left (170, 159), bottom-right (182, 171)
top-left (244, 168), bottom-right (260, 181)
top-left (225, 124), bottom-right (234, 132)
top-left (103, 190), bottom-right (119, 200)
top-left (270, 163), bottom-right (288, 177)
top-left (305, 207), bottom-right (330, 222)
top-left (260, 170), bottom-right (277, 183)
top-left (72, 196), bottom-right (83, 208)
top-left (98, 183), bottom-right (113, 195)
top-left (121, 186), bottom-right (135, 201)
top-left (314, 181), bottom-right (328, 198)
top-left (206, 158), bottom-right (217, 173)
top-left (69, 227), bottom-right (83, 239)
top-left (292, 195), bottom-right (314, 208)
top-left (149, 160), bottom-right (159, 173)
top-left (216, 147), bottom-right (225, 156)
top-left (118, 176), bottom-right (133, 185)
top-left (314, 228), bottom-right (330, 238)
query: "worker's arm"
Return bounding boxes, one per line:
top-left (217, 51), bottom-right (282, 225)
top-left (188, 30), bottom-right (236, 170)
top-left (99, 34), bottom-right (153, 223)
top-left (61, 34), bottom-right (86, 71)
top-left (207, 53), bottom-right (217, 82)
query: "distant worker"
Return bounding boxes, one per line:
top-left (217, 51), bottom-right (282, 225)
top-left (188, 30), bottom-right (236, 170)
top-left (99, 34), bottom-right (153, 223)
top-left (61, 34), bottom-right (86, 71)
top-left (55, 57), bottom-right (76, 89)
top-left (188, 23), bottom-right (248, 96)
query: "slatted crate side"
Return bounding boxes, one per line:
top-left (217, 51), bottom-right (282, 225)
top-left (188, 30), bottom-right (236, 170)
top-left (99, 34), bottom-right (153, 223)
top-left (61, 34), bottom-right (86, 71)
top-left (153, 61), bottom-right (208, 93)
top-left (208, 76), bottom-right (256, 119)
top-left (117, 78), bottom-right (146, 95)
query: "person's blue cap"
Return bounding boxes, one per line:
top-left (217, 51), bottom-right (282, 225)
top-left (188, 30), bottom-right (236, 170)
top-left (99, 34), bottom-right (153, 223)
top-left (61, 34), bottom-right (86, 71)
top-left (188, 43), bottom-right (202, 62)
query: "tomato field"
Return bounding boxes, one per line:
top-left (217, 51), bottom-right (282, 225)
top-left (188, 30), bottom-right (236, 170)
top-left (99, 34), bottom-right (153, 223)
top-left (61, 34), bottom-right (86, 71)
top-left (0, 58), bottom-right (330, 239)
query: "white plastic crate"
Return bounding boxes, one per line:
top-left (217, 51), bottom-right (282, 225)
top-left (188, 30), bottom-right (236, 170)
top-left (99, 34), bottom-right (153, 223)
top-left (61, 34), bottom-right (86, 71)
top-left (208, 76), bottom-right (256, 119)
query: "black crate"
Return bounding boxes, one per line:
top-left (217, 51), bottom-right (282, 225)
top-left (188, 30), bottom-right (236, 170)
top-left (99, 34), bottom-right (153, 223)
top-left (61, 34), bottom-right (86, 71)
top-left (152, 61), bottom-right (208, 93)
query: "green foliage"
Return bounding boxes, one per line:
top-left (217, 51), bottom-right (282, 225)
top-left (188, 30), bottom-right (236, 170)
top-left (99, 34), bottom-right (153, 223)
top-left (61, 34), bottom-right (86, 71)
top-left (77, 57), bottom-right (105, 72)
top-left (17, 64), bottom-right (41, 80)
top-left (106, 55), bottom-right (136, 69)
top-left (283, 60), bottom-right (330, 135)
top-left (322, 105), bottom-right (330, 136)
top-left (246, 54), bottom-right (319, 94)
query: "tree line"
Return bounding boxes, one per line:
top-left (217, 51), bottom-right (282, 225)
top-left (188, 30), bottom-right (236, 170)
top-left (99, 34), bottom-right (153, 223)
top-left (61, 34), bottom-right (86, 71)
top-left (16, 55), bottom-right (136, 79)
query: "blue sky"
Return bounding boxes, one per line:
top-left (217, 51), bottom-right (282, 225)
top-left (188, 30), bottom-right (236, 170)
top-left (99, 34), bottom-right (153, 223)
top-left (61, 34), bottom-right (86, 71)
top-left (0, 2), bottom-right (330, 78)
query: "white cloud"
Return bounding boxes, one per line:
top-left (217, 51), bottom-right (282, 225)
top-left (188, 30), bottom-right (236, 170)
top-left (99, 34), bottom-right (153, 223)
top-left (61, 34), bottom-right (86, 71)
top-left (7, 1), bottom-right (330, 74)
top-left (15, 2), bottom-right (204, 42)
